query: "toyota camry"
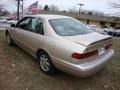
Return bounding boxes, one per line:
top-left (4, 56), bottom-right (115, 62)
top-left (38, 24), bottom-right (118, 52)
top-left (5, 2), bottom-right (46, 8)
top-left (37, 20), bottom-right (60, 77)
top-left (5, 15), bottom-right (114, 77)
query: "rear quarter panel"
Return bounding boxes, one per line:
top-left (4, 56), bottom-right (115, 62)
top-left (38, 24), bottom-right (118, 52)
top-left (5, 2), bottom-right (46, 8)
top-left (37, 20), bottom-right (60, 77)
top-left (42, 36), bottom-right (87, 64)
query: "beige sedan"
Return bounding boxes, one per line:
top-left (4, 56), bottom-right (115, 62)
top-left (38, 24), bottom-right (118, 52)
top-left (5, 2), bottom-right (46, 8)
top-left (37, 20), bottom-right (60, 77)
top-left (5, 15), bottom-right (114, 77)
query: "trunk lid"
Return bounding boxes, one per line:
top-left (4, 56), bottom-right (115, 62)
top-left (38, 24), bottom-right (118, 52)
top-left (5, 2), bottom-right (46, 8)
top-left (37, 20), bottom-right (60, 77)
top-left (64, 32), bottom-right (112, 53)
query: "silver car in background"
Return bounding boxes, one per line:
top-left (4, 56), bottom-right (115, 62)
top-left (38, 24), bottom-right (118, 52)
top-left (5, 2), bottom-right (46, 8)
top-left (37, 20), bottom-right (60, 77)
top-left (5, 15), bottom-right (114, 77)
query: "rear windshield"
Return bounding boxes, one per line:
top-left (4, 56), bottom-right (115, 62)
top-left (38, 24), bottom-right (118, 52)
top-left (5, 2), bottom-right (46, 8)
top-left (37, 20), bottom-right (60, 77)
top-left (49, 18), bottom-right (93, 36)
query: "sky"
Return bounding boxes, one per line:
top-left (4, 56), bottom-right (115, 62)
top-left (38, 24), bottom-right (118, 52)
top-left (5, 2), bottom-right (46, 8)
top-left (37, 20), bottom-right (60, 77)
top-left (0, 0), bottom-right (119, 15)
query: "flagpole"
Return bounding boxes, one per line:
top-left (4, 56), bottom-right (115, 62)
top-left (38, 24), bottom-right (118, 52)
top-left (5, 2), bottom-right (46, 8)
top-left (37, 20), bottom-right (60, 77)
top-left (37, 1), bottom-right (38, 15)
top-left (37, 6), bottom-right (38, 15)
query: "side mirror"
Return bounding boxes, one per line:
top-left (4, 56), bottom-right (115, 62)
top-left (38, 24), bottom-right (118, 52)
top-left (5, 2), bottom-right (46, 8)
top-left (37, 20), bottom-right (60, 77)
top-left (11, 24), bottom-right (16, 27)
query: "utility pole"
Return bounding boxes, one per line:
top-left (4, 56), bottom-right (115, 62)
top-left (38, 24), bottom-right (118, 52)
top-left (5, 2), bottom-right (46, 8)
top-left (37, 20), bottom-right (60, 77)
top-left (77, 4), bottom-right (84, 16)
top-left (17, 0), bottom-right (20, 21)
top-left (22, 0), bottom-right (24, 17)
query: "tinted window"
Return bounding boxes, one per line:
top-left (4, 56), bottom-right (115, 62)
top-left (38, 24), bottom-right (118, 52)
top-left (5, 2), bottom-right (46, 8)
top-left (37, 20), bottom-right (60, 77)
top-left (49, 18), bottom-right (93, 36)
top-left (28, 18), bottom-right (44, 35)
top-left (16, 17), bottom-right (31, 30)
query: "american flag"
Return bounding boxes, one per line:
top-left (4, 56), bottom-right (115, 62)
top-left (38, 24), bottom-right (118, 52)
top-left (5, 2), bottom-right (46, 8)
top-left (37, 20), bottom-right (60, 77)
top-left (28, 1), bottom-right (38, 12)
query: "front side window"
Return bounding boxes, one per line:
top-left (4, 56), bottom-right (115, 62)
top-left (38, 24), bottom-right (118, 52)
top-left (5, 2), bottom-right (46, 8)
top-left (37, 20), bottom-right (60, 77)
top-left (49, 18), bottom-right (93, 36)
top-left (16, 17), bottom-right (31, 30)
top-left (28, 18), bottom-right (44, 35)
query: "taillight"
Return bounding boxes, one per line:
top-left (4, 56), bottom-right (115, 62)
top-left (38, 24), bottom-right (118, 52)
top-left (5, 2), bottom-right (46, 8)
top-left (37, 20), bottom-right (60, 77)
top-left (71, 53), bottom-right (81, 59)
top-left (105, 44), bottom-right (112, 49)
top-left (71, 50), bottom-right (98, 59)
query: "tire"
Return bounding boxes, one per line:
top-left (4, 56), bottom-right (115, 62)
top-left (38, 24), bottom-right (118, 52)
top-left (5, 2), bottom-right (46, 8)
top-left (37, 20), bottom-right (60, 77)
top-left (6, 33), bottom-right (13, 46)
top-left (38, 51), bottom-right (56, 74)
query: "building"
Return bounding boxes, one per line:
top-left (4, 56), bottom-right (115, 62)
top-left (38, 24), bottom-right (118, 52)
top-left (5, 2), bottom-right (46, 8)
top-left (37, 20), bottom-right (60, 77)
top-left (35, 10), bottom-right (120, 28)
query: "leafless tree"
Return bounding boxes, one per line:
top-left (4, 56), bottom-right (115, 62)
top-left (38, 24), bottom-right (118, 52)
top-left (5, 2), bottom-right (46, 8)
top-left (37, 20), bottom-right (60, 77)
top-left (38, 5), bottom-right (42, 10)
top-left (0, 4), bottom-right (4, 14)
top-left (68, 6), bottom-right (78, 13)
top-left (50, 5), bottom-right (59, 11)
top-left (91, 10), bottom-right (104, 16)
top-left (107, 0), bottom-right (120, 16)
top-left (108, 0), bottom-right (120, 8)
top-left (0, 4), bottom-right (4, 9)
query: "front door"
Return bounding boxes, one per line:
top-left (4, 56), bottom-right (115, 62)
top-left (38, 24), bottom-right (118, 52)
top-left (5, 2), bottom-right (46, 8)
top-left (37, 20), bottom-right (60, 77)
top-left (14, 17), bottom-right (31, 48)
top-left (21, 17), bottom-right (45, 56)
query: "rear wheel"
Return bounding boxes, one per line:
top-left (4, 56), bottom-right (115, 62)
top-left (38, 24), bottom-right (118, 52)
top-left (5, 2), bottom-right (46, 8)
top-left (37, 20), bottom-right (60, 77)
top-left (38, 51), bottom-right (56, 74)
top-left (6, 33), bottom-right (13, 46)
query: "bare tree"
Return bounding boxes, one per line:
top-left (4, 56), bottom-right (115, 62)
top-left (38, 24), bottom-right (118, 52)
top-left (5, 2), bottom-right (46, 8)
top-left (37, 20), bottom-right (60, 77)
top-left (91, 10), bottom-right (104, 16)
top-left (0, 4), bottom-right (4, 15)
top-left (50, 5), bottom-right (59, 11)
top-left (107, 0), bottom-right (120, 16)
top-left (108, 0), bottom-right (120, 8)
top-left (0, 4), bottom-right (9, 16)
top-left (68, 6), bottom-right (77, 13)
top-left (0, 4), bottom-right (4, 9)
top-left (38, 5), bottom-right (42, 10)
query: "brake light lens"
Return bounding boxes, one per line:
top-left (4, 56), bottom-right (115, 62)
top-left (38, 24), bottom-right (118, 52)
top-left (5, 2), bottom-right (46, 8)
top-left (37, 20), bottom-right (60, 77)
top-left (72, 50), bottom-right (98, 59)
top-left (71, 53), bottom-right (81, 59)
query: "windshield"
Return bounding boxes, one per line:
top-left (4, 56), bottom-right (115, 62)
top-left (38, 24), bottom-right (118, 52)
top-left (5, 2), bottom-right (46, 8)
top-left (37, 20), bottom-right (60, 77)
top-left (49, 18), bottom-right (93, 36)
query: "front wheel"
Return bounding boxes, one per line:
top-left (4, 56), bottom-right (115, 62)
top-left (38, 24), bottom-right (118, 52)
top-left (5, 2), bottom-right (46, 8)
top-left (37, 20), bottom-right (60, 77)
top-left (38, 51), bottom-right (56, 74)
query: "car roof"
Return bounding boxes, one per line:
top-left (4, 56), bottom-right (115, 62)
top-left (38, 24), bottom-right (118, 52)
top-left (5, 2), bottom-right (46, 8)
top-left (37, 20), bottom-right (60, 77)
top-left (27, 14), bottom-right (72, 20)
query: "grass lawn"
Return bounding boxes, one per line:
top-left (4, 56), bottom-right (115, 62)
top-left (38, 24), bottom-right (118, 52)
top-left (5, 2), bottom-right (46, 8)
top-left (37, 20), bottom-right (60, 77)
top-left (0, 31), bottom-right (120, 90)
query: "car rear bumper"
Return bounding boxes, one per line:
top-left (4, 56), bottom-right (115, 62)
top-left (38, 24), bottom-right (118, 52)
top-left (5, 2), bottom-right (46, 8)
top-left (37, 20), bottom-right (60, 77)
top-left (53, 49), bottom-right (114, 77)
